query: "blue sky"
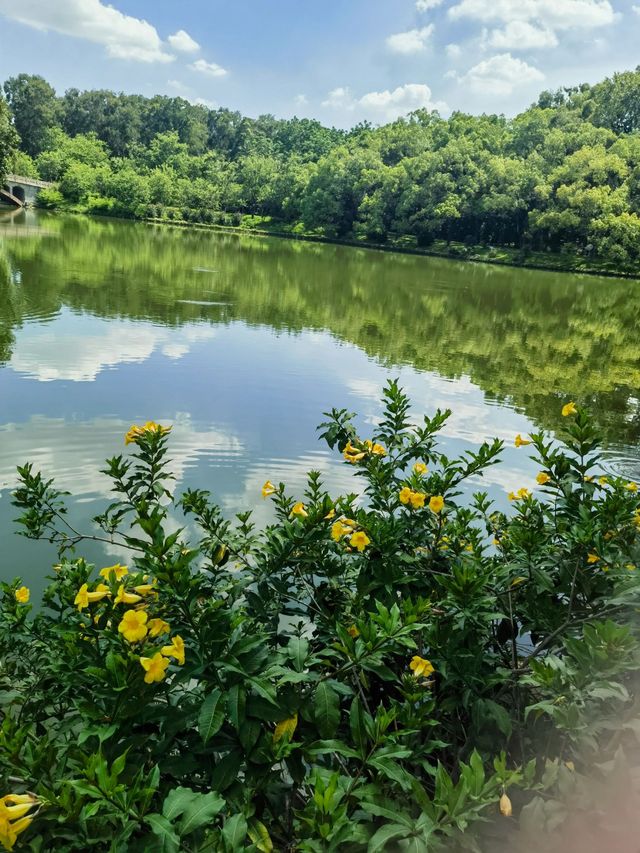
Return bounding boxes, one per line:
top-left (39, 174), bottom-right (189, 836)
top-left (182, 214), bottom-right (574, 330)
top-left (0, 0), bottom-right (638, 127)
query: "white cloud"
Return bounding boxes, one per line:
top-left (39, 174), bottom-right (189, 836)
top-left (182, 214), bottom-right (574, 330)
top-left (294, 94), bottom-right (309, 106)
top-left (460, 52), bottom-right (544, 95)
top-left (387, 25), bottom-right (435, 54)
top-left (633, 4), bottom-right (640, 12)
top-left (449, 0), bottom-right (615, 31)
top-left (417, 0), bottom-right (444, 9)
top-left (0, 0), bottom-right (174, 62)
top-left (487, 21), bottom-right (558, 49)
top-left (168, 29), bottom-right (200, 53)
top-left (189, 58), bottom-right (228, 78)
top-left (322, 87), bottom-right (355, 110)
top-left (446, 43), bottom-right (462, 58)
top-left (323, 83), bottom-right (447, 120)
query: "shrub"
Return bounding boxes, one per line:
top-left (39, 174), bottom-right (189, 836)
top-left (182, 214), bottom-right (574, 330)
top-left (1, 384), bottom-right (639, 851)
top-left (35, 187), bottom-right (64, 209)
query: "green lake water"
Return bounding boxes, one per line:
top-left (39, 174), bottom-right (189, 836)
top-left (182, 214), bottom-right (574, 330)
top-left (1, 208), bottom-right (639, 597)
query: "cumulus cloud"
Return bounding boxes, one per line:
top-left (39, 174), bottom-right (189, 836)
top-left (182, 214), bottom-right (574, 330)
top-left (460, 52), bottom-right (544, 95)
top-left (487, 21), bottom-right (558, 49)
top-left (190, 58), bottom-right (228, 78)
top-left (168, 29), bottom-right (200, 53)
top-left (449, 0), bottom-right (615, 31)
top-left (416, 0), bottom-right (444, 9)
top-left (324, 83), bottom-right (448, 120)
top-left (446, 43), bottom-right (462, 58)
top-left (0, 0), bottom-right (174, 62)
top-left (387, 25), bottom-right (435, 54)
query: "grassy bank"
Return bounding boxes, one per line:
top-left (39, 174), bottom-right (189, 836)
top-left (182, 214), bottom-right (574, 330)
top-left (33, 201), bottom-right (640, 280)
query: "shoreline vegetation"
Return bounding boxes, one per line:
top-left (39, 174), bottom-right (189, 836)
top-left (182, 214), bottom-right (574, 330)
top-left (3, 68), bottom-right (640, 277)
top-left (0, 390), bottom-right (640, 853)
top-left (2, 387), bottom-right (640, 850)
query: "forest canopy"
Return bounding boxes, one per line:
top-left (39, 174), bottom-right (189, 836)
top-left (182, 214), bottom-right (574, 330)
top-left (2, 69), bottom-right (640, 268)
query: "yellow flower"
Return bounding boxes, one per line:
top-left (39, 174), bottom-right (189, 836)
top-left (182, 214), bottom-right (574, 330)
top-left (409, 491), bottom-right (426, 510)
top-left (74, 583), bottom-right (110, 611)
top-left (324, 508), bottom-right (336, 520)
top-left (114, 585), bottom-right (142, 605)
top-left (133, 583), bottom-right (157, 596)
top-left (148, 618), bottom-right (171, 638)
top-left (273, 713), bottom-right (298, 743)
top-left (399, 486), bottom-right (413, 505)
top-left (118, 609), bottom-right (148, 643)
top-left (350, 531), bottom-right (370, 552)
top-left (409, 656), bottom-right (435, 678)
top-left (371, 443), bottom-right (387, 457)
top-left (14, 587), bottom-right (29, 605)
top-left (536, 472), bottom-right (551, 485)
top-left (499, 793), bottom-right (513, 817)
top-left (429, 495), bottom-right (444, 514)
top-left (508, 492), bottom-right (516, 502)
top-left (514, 434), bottom-right (531, 447)
top-left (493, 538), bottom-right (501, 547)
top-left (518, 488), bottom-right (531, 499)
top-left (562, 401), bottom-right (577, 417)
top-left (626, 564), bottom-right (636, 571)
top-left (161, 635), bottom-right (185, 665)
top-left (125, 421), bottom-right (171, 445)
top-left (625, 482), bottom-right (638, 492)
top-left (0, 793), bottom-right (38, 850)
top-left (291, 502), bottom-right (308, 518)
top-left (347, 625), bottom-right (360, 638)
top-left (331, 521), bottom-right (349, 541)
top-left (587, 553), bottom-right (599, 564)
top-left (343, 441), bottom-right (365, 463)
top-left (99, 563), bottom-right (128, 581)
top-left (140, 652), bottom-right (170, 684)
top-left (261, 480), bottom-right (276, 499)
top-left (465, 543), bottom-right (473, 553)
top-left (599, 476), bottom-right (609, 486)
top-left (413, 462), bottom-right (428, 475)
top-left (584, 475), bottom-right (594, 483)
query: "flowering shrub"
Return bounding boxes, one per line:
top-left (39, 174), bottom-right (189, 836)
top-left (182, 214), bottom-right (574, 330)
top-left (1, 383), bottom-right (639, 851)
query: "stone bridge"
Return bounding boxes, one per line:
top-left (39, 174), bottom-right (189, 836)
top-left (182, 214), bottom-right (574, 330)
top-left (0, 174), bottom-right (54, 207)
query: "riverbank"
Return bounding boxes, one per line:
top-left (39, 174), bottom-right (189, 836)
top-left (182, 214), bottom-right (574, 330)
top-left (24, 201), bottom-right (640, 280)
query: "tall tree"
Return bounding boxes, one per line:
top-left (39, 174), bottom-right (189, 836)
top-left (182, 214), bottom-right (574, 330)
top-left (0, 94), bottom-right (19, 182)
top-left (3, 74), bottom-right (60, 158)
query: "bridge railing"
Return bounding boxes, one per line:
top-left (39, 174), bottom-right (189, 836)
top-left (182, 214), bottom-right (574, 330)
top-left (5, 175), bottom-right (54, 189)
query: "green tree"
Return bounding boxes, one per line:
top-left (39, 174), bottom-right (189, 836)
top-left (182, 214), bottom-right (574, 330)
top-left (3, 74), bottom-right (60, 157)
top-left (0, 93), bottom-right (19, 181)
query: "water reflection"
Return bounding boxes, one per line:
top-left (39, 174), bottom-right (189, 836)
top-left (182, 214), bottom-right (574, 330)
top-left (1, 212), bottom-right (638, 592)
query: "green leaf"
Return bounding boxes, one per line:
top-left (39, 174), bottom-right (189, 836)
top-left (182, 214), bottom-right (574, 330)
top-left (211, 751), bottom-right (242, 792)
top-left (367, 823), bottom-right (412, 852)
top-left (247, 818), bottom-right (273, 852)
top-left (287, 636), bottom-right (309, 672)
top-left (222, 814), bottom-right (248, 851)
top-left (227, 684), bottom-right (246, 730)
top-left (199, 689), bottom-right (225, 744)
top-left (179, 791), bottom-right (225, 836)
top-left (145, 814), bottom-right (180, 853)
top-left (314, 682), bottom-right (340, 739)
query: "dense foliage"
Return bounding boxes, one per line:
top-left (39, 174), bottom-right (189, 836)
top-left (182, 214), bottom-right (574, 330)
top-left (3, 70), bottom-right (640, 268)
top-left (1, 384), bottom-right (640, 850)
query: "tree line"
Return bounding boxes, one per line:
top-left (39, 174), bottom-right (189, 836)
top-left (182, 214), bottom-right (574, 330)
top-left (2, 70), bottom-right (640, 268)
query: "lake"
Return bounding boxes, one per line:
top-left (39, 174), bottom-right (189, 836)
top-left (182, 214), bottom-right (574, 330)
top-left (1, 208), bottom-right (639, 597)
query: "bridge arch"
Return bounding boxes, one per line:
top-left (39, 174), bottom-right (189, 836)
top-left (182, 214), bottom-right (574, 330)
top-left (0, 186), bottom-right (23, 207)
top-left (11, 186), bottom-right (25, 204)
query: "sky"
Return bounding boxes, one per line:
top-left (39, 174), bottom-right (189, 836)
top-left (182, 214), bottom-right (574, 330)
top-left (0, 0), bottom-right (638, 127)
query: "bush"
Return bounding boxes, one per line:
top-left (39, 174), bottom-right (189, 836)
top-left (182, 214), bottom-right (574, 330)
top-left (35, 187), bottom-right (64, 209)
top-left (1, 384), bottom-right (640, 851)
